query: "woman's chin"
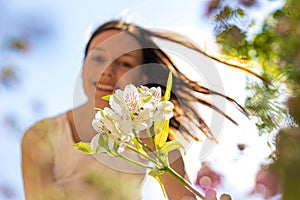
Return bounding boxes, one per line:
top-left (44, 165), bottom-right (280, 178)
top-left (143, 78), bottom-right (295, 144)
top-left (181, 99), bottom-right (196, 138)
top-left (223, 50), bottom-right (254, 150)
top-left (93, 97), bottom-right (110, 109)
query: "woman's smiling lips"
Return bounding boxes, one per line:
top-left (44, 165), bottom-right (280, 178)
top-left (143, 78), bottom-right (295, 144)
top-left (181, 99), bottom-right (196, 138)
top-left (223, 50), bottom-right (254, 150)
top-left (93, 82), bottom-right (115, 92)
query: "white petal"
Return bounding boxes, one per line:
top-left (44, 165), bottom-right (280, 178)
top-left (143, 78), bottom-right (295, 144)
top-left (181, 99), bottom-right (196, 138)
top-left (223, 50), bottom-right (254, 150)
top-left (92, 111), bottom-right (105, 132)
top-left (118, 118), bottom-right (133, 134)
top-left (102, 114), bottom-right (118, 135)
top-left (161, 101), bottom-right (174, 110)
top-left (91, 134), bottom-right (100, 153)
top-left (115, 89), bottom-right (124, 98)
top-left (109, 94), bottom-right (124, 115)
top-left (134, 120), bottom-right (153, 132)
top-left (123, 84), bottom-right (139, 112)
top-left (139, 85), bottom-right (150, 94)
top-left (103, 107), bottom-right (114, 116)
top-left (153, 101), bottom-right (174, 120)
top-left (107, 135), bottom-right (115, 151)
top-left (151, 87), bottom-right (161, 104)
top-left (92, 118), bottom-right (101, 132)
top-left (137, 107), bottom-right (153, 121)
top-left (94, 111), bottom-right (102, 120)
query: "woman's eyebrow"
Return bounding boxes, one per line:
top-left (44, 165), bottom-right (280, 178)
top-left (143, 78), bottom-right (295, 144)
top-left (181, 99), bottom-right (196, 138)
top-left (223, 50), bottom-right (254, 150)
top-left (93, 47), bottom-right (138, 59)
top-left (122, 52), bottom-right (138, 58)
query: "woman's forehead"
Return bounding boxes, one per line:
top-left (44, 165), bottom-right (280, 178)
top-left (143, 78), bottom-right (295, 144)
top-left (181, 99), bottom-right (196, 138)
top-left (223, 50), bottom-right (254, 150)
top-left (88, 29), bottom-right (143, 56)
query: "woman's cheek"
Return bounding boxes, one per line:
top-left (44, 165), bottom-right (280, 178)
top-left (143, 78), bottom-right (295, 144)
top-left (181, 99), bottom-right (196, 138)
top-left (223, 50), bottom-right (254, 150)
top-left (114, 69), bottom-right (140, 89)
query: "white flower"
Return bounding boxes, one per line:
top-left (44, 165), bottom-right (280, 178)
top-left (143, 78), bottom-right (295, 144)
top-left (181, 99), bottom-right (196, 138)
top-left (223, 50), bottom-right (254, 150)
top-left (103, 107), bottom-right (134, 140)
top-left (91, 133), bottom-right (114, 153)
top-left (91, 83), bottom-right (174, 154)
top-left (153, 101), bottom-right (175, 121)
top-left (138, 86), bottom-right (161, 108)
top-left (92, 108), bottom-right (133, 142)
top-left (109, 84), bottom-right (159, 132)
top-left (92, 111), bottom-right (108, 133)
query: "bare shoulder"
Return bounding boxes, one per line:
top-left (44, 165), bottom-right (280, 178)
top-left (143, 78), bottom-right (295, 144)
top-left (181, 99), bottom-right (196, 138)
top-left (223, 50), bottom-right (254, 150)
top-left (23, 118), bottom-right (54, 146)
top-left (21, 114), bottom-right (65, 163)
top-left (22, 116), bottom-right (64, 199)
top-left (22, 120), bottom-right (52, 161)
top-left (22, 113), bottom-right (66, 146)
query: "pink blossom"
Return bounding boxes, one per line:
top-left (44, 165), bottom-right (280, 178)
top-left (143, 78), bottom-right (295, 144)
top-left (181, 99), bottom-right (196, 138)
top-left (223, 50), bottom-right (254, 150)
top-left (252, 167), bottom-right (281, 199)
top-left (195, 162), bottom-right (222, 193)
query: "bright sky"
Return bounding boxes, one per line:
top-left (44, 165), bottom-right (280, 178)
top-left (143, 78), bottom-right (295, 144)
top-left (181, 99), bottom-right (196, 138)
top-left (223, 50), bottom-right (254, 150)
top-left (0, 0), bottom-right (284, 199)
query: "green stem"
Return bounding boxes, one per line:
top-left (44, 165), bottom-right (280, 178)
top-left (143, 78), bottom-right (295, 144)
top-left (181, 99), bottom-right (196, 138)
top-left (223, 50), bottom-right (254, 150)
top-left (133, 130), bottom-right (161, 160)
top-left (146, 128), bottom-right (155, 145)
top-left (125, 144), bottom-right (160, 167)
top-left (116, 152), bottom-right (153, 169)
top-left (133, 130), bottom-right (153, 152)
top-left (165, 167), bottom-right (206, 200)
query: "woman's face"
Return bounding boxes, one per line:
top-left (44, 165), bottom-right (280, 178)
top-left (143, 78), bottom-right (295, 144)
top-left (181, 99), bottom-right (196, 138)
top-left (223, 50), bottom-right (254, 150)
top-left (82, 29), bottom-right (144, 108)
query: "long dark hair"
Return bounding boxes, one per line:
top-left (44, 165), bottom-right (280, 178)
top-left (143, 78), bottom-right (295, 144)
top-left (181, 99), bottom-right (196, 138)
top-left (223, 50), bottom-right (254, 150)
top-left (84, 20), bottom-right (266, 143)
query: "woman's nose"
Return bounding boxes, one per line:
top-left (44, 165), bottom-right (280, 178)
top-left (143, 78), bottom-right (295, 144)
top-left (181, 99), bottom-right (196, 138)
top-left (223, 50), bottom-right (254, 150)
top-left (102, 61), bottom-right (116, 77)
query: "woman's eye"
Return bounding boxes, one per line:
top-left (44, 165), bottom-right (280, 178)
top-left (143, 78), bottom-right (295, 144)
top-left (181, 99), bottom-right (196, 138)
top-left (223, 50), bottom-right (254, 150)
top-left (122, 62), bottom-right (133, 68)
top-left (91, 56), bottom-right (106, 63)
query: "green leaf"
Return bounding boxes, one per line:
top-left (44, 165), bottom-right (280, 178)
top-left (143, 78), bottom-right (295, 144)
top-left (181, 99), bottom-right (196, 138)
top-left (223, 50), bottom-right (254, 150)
top-left (162, 71), bottom-right (173, 101)
top-left (160, 140), bottom-right (183, 155)
top-left (237, 8), bottom-right (244, 17)
top-left (149, 169), bottom-right (167, 198)
top-left (154, 120), bottom-right (170, 149)
top-left (154, 120), bottom-right (165, 134)
top-left (73, 142), bottom-right (94, 154)
top-left (98, 133), bottom-right (111, 152)
top-left (102, 94), bottom-right (112, 101)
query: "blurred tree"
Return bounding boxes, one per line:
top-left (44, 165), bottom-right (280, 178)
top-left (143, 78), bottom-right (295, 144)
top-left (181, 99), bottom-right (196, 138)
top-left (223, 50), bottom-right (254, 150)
top-left (271, 95), bottom-right (300, 200)
top-left (0, 4), bottom-right (51, 137)
top-left (0, 2), bottom-right (53, 199)
top-left (205, 0), bottom-right (300, 199)
top-left (0, 2), bottom-right (52, 90)
top-left (205, 0), bottom-right (296, 135)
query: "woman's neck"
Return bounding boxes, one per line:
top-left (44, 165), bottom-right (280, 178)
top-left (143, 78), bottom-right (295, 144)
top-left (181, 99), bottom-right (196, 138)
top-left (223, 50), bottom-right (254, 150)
top-left (68, 103), bottom-right (97, 143)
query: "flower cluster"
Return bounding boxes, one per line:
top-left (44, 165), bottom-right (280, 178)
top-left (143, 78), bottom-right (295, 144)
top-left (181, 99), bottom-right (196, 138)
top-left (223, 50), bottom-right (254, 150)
top-left (91, 84), bottom-right (174, 153)
top-left (74, 71), bottom-right (206, 199)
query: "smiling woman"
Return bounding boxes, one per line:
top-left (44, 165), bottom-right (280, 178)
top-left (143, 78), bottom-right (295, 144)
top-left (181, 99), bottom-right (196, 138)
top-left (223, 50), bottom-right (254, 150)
top-left (82, 29), bottom-right (144, 110)
top-left (21, 20), bottom-right (255, 200)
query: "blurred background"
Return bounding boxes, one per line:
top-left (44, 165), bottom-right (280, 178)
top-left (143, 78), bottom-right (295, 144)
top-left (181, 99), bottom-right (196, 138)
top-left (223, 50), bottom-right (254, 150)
top-left (2, 0), bottom-right (298, 199)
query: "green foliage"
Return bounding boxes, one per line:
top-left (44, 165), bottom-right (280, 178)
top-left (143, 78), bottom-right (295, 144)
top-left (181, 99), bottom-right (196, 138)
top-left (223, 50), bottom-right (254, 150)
top-left (212, 5), bottom-right (247, 34)
top-left (208, 0), bottom-right (300, 198)
top-left (216, 25), bottom-right (248, 57)
top-left (159, 140), bottom-right (183, 155)
top-left (245, 80), bottom-right (288, 135)
top-left (287, 96), bottom-right (300, 124)
top-left (211, 0), bottom-right (300, 135)
top-left (272, 127), bottom-right (300, 200)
